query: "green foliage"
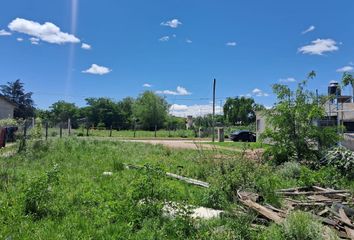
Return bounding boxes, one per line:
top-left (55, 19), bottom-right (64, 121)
top-left (0, 79), bottom-right (35, 118)
top-left (0, 118), bottom-right (19, 127)
top-left (261, 211), bottom-right (334, 240)
top-left (323, 147), bottom-right (354, 179)
top-left (24, 164), bottom-right (60, 219)
top-left (342, 72), bottom-right (354, 99)
top-left (133, 91), bottom-right (169, 130)
top-left (201, 186), bottom-right (227, 209)
top-left (30, 118), bottom-right (43, 139)
top-left (223, 96), bottom-right (264, 125)
top-left (49, 101), bottom-right (79, 126)
top-left (85, 97), bottom-right (134, 129)
top-left (262, 73), bottom-right (339, 164)
top-left (278, 162), bottom-right (302, 180)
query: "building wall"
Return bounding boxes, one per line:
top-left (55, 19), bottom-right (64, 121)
top-left (0, 98), bottom-right (15, 119)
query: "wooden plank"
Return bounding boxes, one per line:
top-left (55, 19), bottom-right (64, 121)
top-left (124, 163), bottom-right (210, 188)
top-left (313, 186), bottom-right (349, 198)
top-left (237, 191), bottom-right (283, 224)
top-left (277, 190), bottom-right (349, 196)
top-left (339, 208), bottom-right (354, 239)
top-left (165, 172), bottom-right (210, 188)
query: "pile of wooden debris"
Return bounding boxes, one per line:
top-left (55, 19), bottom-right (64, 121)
top-left (238, 186), bottom-right (354, 239)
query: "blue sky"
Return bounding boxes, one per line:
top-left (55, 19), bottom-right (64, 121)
top-left (0, 0), bottom-right (353, 116)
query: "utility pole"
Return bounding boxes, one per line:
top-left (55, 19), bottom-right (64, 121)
top-left (212, 78), bottom-right (216, 142)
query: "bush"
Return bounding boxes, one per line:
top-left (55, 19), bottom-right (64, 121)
top-left (261, 211), bottom-right (334, 240)
top-left (323, 147), bottom-right (354, 179)
top-left (24, 164), bottom-right (60, 219)
top-left (278, 162), bottom-right (301, 180)
top-left (201, 186), bottom-right (227, 209)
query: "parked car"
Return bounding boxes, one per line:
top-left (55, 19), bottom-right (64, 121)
top-left (230, 130), bottom-right (256, 142)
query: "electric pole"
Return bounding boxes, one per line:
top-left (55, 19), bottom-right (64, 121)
top-left (212, 78), bottom-right (216, 142)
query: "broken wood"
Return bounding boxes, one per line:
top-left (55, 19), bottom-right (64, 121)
top-left (124, 163), bottom-right (210, 188)
top-left (277, 189), bottom-right (349, 196)
top-left (237, 191), bottom-right (284, 224)
top-left (165, 172), bottom-right (210, 188)
top-left (339, 208), bottom-right (354, 239)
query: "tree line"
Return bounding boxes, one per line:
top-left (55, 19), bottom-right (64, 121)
top-left (1, 79), bottom-right (266, 130)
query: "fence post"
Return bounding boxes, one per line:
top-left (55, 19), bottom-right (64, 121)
top-left (109, 125), bottom-right (113, 137)
top-left (86, 126), bottom-right (89, 136)
top-left (45, 122), bottom-right (48, 140)
top-left (154, 124), bottom-right (157, 138)
top-left (60, 123), bottom-right (62, 138)
top-left (133, 119), bottom-right (136, 138)
top-left (68, 118), bottom-right (71, 136)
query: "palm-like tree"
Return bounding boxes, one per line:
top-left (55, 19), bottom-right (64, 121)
top-left (342, 73), bottom-right (354, 102)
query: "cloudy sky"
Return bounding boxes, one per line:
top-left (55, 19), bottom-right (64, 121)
top-left (1, 0), bottom-right (354, 117)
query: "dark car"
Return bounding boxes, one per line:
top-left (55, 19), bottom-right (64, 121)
top-left (230, 130), bottom-right (256, 142)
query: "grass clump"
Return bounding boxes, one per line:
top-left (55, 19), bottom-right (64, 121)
top-left (260, 211), bottom-right (338, 240)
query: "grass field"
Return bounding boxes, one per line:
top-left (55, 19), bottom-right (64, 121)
top-left (0, 138), bottom-right (352, 239)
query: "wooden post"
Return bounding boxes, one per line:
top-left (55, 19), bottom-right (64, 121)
top-left (109, 125), bottom-right (113, 137)
top-left (23, 120), bottom-right (27, 141)
top-left (45, 122), bottom-right (48, 140)
top-left (60, 123), bottom-right (63, 138)
top-left (133, 119), bottom-right (136, 138)
top-left (212, 78), bottom-right (216, 142)
top-left (154, 124), bottom-right (157, 138)
top-left (68, 118), bottom-right (71, 136)
top-left (86, 126), bottom-right (89, 136)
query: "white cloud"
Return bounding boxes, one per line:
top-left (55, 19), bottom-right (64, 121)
top-left (298, 38), bottom-right (338, 55)
top-left (16, 37), bottom-right (23, 42)
top-left (186, 39), bottom-right (192, 43)
top-left (161, 19), bottom-right (182, 28)
top-left (143, 83), bottom-right (152, 88)
top-left (29, 37), bottom-right (40, 45)
top-left (336, 66), bottom-right (354, 72)
top-left (279, 77), bottom-right (296, 83)
top-left (226, 42), bottom-right (237, 47)
top-left (8, 18), bottom-right (80, 44)
top-left (170, 104), bottom-right (222, 117)
top-left (302, 25), bottom-right (315, 34)
top-left (156, 86), bottom-right (191, 96)
top-left (251, 88), bottom-right (269, 97)
top-left (81, 43), bottom-right (91, 50)
top-left (349, 62), bottom-right (354, 66)
top-left (0, 29), bottom-right (11, 36)
top-left (159, 36), bottom-right (170, 42)
top-left (82, 64), bottom-right (112, 75)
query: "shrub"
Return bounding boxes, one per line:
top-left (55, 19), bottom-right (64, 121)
top-left (201, 186), bottom-right (227, 209)
top-left (323, 147), bottom-right (354, 179)
top-left (260, 211), bottom-right (336, 240)
top-left (278, 161), bottom-right (301, 180)
top-left (24, 164), bottom-right (60, 219)
top-left (112, 160), bottom-right (124, 172)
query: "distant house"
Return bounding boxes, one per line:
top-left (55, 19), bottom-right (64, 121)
top-left (0, 96), bottom-right (16, 119)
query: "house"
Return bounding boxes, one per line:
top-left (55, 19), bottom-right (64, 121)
top-left (0, 96), bottom-right (16, 119)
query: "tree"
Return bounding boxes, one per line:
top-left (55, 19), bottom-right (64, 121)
top-left (342, 72), bottom-right (354, 102)
top-left (118, 97), bottom-right (135, 129)
top-left (49, 101), bottom-right (79, 126)
top-left (223, 97), bottom-right (264, 125)
top-left (262, 73), bottom-right (339, 164)
top-left (0, 79), bottom-right (34, 118)
top-left (133, 91), bottom-right (169, 130)
top-left (85, 98), bottom-right (123, 129)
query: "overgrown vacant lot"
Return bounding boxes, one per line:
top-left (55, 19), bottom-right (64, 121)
top-left (0, 138), bottom-right (353, 239)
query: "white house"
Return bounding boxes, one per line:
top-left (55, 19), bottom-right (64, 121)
top-left (0, 96), bottom-right (16, 119)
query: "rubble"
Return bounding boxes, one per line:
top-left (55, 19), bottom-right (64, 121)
top-left (237, 186), bottom-right (354, 239)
